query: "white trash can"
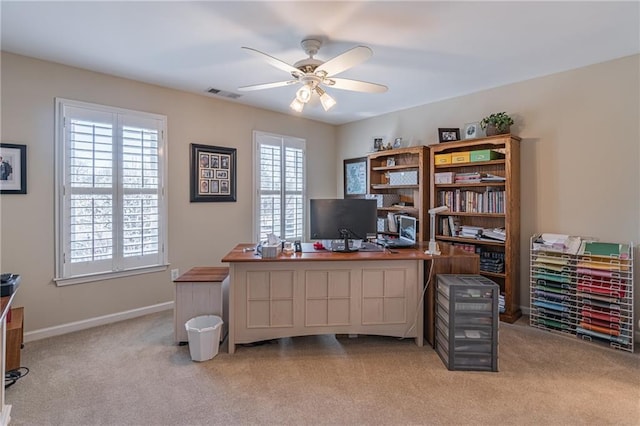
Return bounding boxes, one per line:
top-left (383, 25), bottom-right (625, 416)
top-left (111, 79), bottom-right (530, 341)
top-left (185, 315), bottom-right (224, 361)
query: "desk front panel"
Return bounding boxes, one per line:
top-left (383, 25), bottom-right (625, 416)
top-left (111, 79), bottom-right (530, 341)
top-left (230, 259), bottom-right (422, 349)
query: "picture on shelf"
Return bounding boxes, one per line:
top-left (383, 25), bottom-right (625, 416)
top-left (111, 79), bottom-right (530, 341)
top-left (464, 122), bottom-right (479, 139)
top-left (438, 128), bottom-right (460, 143)
top-left (372, 136), bottom-right (384, 151)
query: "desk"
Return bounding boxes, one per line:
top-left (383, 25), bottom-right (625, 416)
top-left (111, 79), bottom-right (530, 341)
top-left (0, 294), bottom-right (17, 425)
top-left (222, 243), bottom-right (478, 354)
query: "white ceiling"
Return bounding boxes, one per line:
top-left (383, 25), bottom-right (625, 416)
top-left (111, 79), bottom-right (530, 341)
top-left (2, 1), bottom-right (638, 125)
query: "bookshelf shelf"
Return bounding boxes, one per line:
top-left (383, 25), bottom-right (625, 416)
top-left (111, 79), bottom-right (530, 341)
top-left (435, 182), bottom-right (506, 189)
top-left (436, 235), bottom-right (505, 247)
top-left (435, 159), bottom-right (505, 169)
top-left (371, 184), bottom-right (420, 190)
top-left (429, 134), bottom-right (521, 323)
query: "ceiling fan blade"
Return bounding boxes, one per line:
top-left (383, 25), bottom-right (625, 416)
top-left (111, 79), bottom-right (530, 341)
top-left (238, 80), bottom-right (298, 92)
top-left (325, 78), bottom-right (388, 93)
top-left (241, 47), bottom-right (302, 77)
top-left (315, 46), bottom-right (372, 77)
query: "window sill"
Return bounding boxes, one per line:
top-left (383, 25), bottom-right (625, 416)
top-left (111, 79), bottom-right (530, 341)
top-left (54, 264), bottom-right (169, 286)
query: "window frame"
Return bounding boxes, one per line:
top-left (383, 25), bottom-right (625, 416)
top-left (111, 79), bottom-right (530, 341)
top-left (253, 130), bottom-right (306, 243)
top-left (54, 98), bottom-right (169, 286)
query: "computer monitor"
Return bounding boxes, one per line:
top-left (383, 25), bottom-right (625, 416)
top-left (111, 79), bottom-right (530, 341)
top-left (309, 198), bottom-right (377, 252)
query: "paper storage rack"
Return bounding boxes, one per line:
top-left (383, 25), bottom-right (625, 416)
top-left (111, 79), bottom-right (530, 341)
top-left (435, 274), bottom-right (499, 372)
top-left (530, 248), bottom-right (579, 336)
top-left (529, 235), bottom-right (634, 353)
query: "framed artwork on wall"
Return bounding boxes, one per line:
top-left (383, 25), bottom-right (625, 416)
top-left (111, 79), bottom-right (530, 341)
top-left (0, 143), bottom-right (27, 194)
top-left (343, 156), bottom-right (367, 198)
top-left (190, 143), bottom-right (237, 202)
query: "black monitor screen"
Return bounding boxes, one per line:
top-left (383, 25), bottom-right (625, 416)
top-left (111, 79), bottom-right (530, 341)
top-left (309, 198), bottom-right (377, 240)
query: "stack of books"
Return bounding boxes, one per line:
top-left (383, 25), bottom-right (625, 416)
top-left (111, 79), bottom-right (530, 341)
top-left (454, 172), bottom-right (485, 184)
top-left (480, 252), bottom-right (505, 273)
top-left (459, 225), bottom-right (483, 238)
top-left (483, 227), bottom-right (506, 242)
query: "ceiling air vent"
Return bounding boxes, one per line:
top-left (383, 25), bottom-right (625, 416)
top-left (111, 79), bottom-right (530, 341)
top-left (206, 88), bottom-right (242, 99)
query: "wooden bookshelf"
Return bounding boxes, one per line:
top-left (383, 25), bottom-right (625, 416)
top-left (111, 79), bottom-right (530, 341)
top-left (429, 134), bottom-right (521, 323)
top-left (368, 146), bottom-right (429, 241)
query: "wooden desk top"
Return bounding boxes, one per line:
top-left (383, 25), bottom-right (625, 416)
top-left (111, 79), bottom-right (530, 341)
top-left (173, 267), bottom-right (230, 282)
top-left (221, 242), bottom-right (477, 263)
top-left (0, 293), bottom-right (17, 322)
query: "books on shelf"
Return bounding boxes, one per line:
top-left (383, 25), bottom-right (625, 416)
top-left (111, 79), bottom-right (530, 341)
top-left (437, 188), bottom-right (505, 213)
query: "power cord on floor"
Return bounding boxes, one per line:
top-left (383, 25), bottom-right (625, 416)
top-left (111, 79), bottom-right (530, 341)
top-left (5, 367), bottom-right (29, 389)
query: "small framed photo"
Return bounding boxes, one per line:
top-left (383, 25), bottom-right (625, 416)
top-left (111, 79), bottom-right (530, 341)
top-left (190, 143), bottom-right (236, 202)
top-left (386, 157), bottom-right (396, 167)
top-left (464, 122), bottom-right (479, 139)
top-left (0, 143), bottom-right (27, 194)
top-left (372, 136), bottom-right (384, 152)
top-left (438, 128), bottom-right (460, 143)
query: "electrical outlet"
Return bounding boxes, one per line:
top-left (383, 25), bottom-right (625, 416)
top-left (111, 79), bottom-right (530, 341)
top-left (171, 269), bottom-right (180, 281)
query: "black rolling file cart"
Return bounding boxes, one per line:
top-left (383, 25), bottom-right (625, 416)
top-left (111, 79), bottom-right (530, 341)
top-left (435, 274), bottom-right (499, 372)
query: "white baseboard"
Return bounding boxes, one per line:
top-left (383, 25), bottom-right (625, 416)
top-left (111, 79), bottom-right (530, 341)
top-left (24, 301), bottom-right (174, 343)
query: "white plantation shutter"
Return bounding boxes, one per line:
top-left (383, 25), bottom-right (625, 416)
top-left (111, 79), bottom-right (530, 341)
top-left (254, 131), bottom-right (305, 242)
top-left (55, 99), bottom-right (167, 284)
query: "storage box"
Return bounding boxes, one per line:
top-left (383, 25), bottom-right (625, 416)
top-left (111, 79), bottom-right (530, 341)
top-left (451, 152), bottom-right (470, 164)
top-left (434, 154), bottom-right (452, 165)
top-left (388, 170), bottom-right (418, 185)
top-left (366, 193), bottom-right (400, 207)
top-left (470, 149), bottom-right (504, 162)
top-left (434, 172), bottom-right (455, 184)
top-left (377, 218), bottom-right (388, 232)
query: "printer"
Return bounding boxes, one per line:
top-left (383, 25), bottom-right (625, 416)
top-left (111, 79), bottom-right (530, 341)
top-left (0, 274), bottom-right (20, 297)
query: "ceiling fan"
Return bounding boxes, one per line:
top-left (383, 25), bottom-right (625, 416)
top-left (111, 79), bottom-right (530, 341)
top-left (238, 38), bottom-right (388, 112)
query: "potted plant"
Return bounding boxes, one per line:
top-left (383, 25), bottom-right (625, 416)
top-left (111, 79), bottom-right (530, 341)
top-left (480, 112), bottom-right (514, 136)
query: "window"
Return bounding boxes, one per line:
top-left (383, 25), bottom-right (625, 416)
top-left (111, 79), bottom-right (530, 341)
top-left (253, 131), bottom-right (305, 242)
top-left (54, 99), bottom-right (167, 285)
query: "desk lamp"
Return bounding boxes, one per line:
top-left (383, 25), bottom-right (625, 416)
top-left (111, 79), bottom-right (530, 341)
top-left (425, 205), bottom-right (449, 255)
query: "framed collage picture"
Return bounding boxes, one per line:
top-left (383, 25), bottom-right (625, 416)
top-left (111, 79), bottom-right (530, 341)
top-left (190, 143), bottom-right (237, 202)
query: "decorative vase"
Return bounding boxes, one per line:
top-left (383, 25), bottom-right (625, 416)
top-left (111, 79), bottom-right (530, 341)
top-left (485, 123), bottom-right (510, 136)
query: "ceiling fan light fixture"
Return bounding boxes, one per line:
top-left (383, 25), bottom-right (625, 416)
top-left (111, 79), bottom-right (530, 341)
top-left (315, 86), bottom-right (336, 111)
top-left (290, 98), bottom-right (305, 112)
top-left (295, 84), bottom-right (312, 104)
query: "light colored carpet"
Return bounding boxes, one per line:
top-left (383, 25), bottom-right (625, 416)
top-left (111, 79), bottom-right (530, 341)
top-left (7, 310), bottom-right (640, 425)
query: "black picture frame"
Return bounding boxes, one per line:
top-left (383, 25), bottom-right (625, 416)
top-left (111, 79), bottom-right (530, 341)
top-left (343, 156), bottom-right (368, 198)
top-left (190, 143), bottom-right (236, 202)
top-left (0, 143), bottom-right (27, 194)
top-left (438, 128), bottom-right (460, 143)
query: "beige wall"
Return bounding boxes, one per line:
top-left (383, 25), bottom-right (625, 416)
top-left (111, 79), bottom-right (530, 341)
top-left (337, 54), bottom-right (640, 325)
top-left (2, 51), bottom-right (639, 336)
top-left (0, 52), bottom-right (337, 333)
